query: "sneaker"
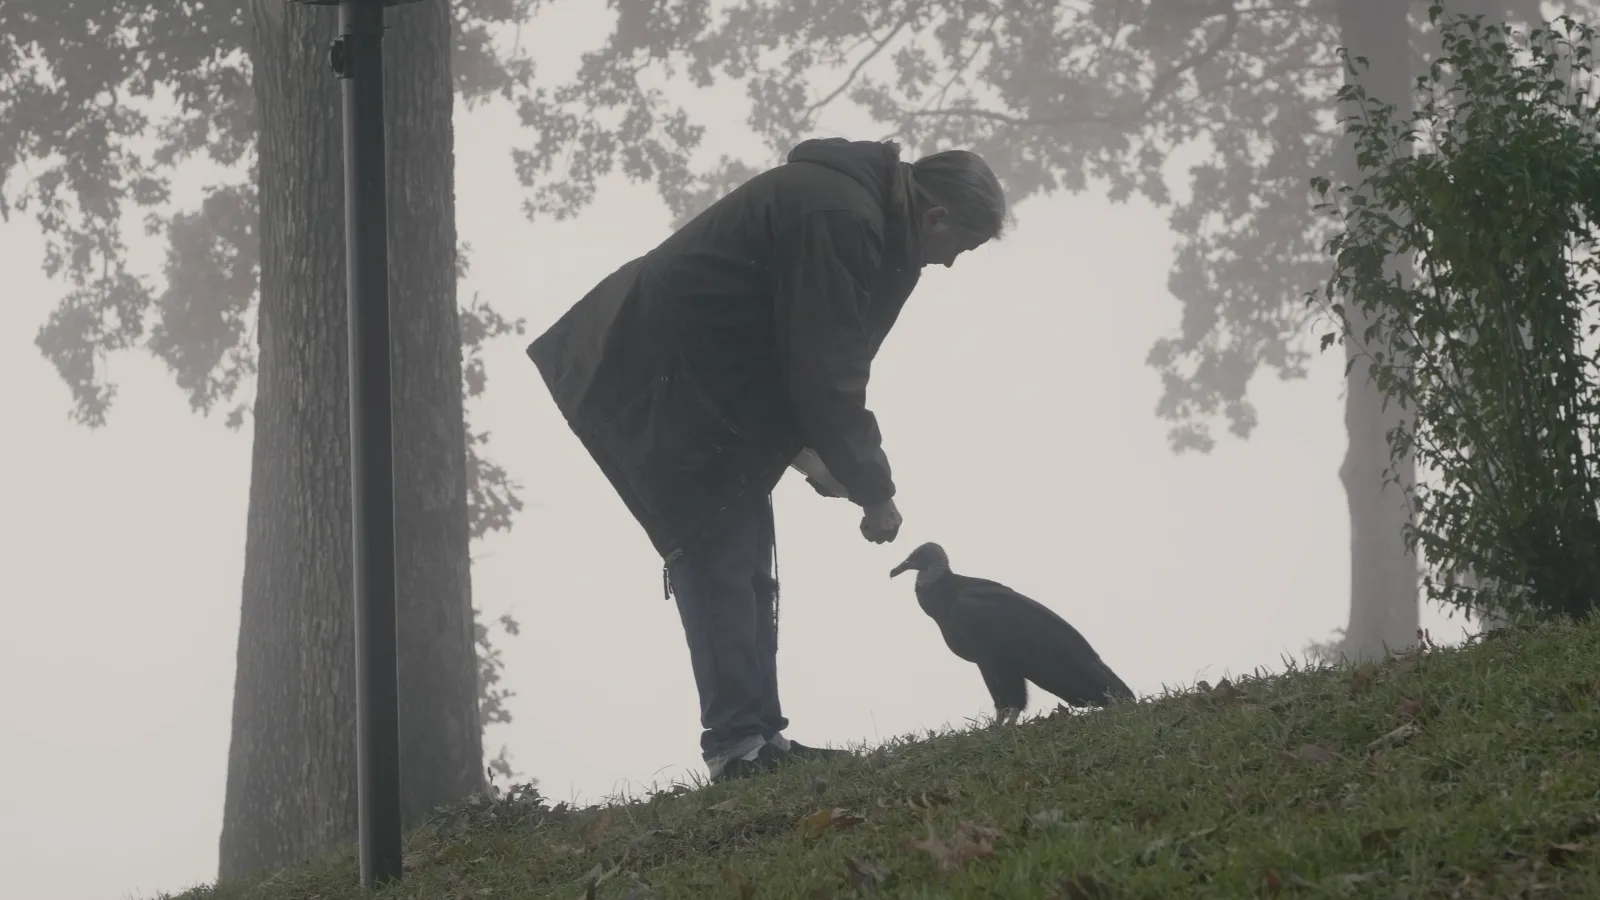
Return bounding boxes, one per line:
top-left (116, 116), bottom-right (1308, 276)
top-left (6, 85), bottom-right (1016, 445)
top-left (769, 733), bottom-right (852, 762)
top-left (709, 741), bottom-right (785, 783)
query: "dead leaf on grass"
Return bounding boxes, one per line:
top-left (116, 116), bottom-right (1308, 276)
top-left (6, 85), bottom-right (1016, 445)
top-left (797, 807), bottom-right (865, 837)
top-left (1297, 800), bottom-right (1331, 820)
top-left (1132, 807), bottom-right (1162, 828)
top-left (1360, 826), bottom-right (1405, 852)
top-left (583, 809), bottom-right (616, 848)
top-left (1367, 723), bottom-right (1420, 751)
top-left (1547, 842), bottom-right (1585, 866)
top-left (1297, 743), bottom-right (1338, 765)
top-left (1349, 669), bottom-right (1375, 697)
top-left (1395, 697), bottom-right (1423, 721)
top-left (720, 867), bottom-right (756, 899)
top-left (1208, 678), bottom-right (1246, 705)
top-left (1053, 873), bottom-right (1113, 899)
top-left (707, 798), bottom-right (740, 814)
top-left (905, 820), bottom-right (1000, 874)
top-left (545, 842), bottom-right (582, 859)
top-left (1030, 808), bottom-right (1066, 826)
top-left (844, 857), bottom-right (891, 893)
top-left (907, 790), bottom-right (951, 812)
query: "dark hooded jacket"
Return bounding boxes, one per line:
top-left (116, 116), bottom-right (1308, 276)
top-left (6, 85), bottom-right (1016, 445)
top-left (527, 138), bottom-right (923, 561)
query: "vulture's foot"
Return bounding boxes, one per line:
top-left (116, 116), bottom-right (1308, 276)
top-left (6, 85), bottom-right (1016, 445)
top-left (995, 707), bottom-right (1022, 728)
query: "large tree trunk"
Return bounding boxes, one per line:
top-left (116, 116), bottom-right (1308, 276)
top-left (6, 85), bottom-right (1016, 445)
top-left (1334, 0), bottom-right (1421, 661)
top-left (219, 1), bottom-right (482, 879)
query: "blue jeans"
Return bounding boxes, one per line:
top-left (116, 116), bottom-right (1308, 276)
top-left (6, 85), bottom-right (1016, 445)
top-left (668, 493), bottom-right (790, 762)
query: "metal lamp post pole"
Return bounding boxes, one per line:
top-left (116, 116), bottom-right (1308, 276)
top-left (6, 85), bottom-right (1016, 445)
top-left (293, 0), bottom-right (423, 888)
top-left (337, 0), bottom-right (402, 887)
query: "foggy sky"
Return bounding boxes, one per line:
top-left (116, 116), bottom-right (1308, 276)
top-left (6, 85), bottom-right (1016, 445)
top-left (0, 5), bottom-right (1474, 898)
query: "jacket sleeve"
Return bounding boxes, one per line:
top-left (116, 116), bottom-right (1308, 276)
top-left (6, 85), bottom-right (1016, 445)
top-left (774, 209), bottom-right (896, 507)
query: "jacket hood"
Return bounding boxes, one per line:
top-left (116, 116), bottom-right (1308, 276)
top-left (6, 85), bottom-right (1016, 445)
top-left (787, 138), bottom-right (919, 268)
top-left (786, 138), bottom-right (903, 200)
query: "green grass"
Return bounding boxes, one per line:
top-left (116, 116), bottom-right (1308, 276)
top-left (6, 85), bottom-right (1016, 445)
top-left (168, 619), bottom-right (1600, 899)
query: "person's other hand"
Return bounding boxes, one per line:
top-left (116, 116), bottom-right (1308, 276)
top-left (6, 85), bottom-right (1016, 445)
top-left (860, 498), bottom-right (902, 544)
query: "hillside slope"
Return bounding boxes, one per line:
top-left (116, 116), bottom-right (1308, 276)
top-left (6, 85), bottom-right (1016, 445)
top-left (165, 619), bottom-right (1600, 898)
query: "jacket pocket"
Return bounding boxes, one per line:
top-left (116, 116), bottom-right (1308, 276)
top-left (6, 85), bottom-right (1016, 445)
top-left (594, 364), bottom-right (748, 521)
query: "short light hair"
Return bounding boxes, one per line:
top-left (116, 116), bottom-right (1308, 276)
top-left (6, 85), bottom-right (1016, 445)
top-left (911, 149), bottom-right (1007, 241)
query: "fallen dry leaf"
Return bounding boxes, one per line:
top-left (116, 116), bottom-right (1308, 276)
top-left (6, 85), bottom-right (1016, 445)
top-left (905, 820), bottom-right (999, 874)
top-left (1297, 800), bottom-right (1331, 821)
top-left (1349, 669), bottom-right (1375, 696)
top-left (961, 821), bottom-right (1005, 842)
top-left (583, 809), bottom-right (616, 848)
top-left (1030, 808), bottom-right (1067, 827)
top-left (1395, 697), bottom-right (1423, 721)
top-left (1260, 868), bottom-right (1283, 898)
top-left (545, 842), bottom-right (581, 860)
top-left (720, 867), bottom-right (756, 899)
top-left (1053, 873), bottom-right (1113, 899)
top-left (844, 857), bottom-right (891, 893)
top-left (1297, 743), bottom-right (1338, 765)
top-left (1547, 842), bottom-right (1584, 866)
top-left (707, 798), bottom-right (740, 814)
top-left (1132, 807), bottom-right (1162, 828)
top-left (1367, 723), bottom-right (1421, 751)
top-left (1209, 678), bottom-right (1246, 704)
top-left (1360, 826), bottom-right (1405, 852)
top-left (907, 790), bottom-right (952, 812)
top-left (797, 807), bottom-right (866, 837)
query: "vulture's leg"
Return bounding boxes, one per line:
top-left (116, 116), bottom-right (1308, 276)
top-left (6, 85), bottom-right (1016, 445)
top-left (978, 663), bottom-right (1027, 727)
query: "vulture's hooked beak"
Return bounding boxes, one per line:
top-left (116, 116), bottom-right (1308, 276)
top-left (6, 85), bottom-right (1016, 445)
top-left (889, 559), bottom-right (913, 578)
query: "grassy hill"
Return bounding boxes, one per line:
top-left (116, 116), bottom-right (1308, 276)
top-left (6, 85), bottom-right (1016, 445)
top-left (165, 618), bottom-right (1600, 899)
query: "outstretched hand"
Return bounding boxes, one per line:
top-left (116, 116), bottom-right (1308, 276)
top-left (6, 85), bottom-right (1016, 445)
top-left (860, 498), bottom-right (902, 544)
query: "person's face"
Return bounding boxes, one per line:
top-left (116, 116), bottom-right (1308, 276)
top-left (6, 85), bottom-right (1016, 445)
top-left (917, 205), bottom-right (988, 268)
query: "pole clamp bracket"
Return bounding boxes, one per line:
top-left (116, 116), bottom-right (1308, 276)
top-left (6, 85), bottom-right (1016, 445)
top-left (329, 35), bottom-right (354, 79)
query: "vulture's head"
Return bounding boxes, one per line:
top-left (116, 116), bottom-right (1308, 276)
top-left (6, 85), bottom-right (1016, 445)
top-left (890, 542), bottom-right (949, 579)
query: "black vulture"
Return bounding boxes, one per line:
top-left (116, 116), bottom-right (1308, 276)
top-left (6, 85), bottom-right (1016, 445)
top-left (890, 542), bottom-right (1134, 725)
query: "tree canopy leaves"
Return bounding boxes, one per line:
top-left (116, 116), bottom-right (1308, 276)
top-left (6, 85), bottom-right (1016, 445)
top-left (509, 0), bottom-right (1549, 451)
top-left (2, 0), bottom-right (534, 428)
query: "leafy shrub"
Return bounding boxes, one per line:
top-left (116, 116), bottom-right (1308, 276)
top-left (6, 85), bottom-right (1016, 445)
top-left (1311, 5), bottom-right (1600, 623)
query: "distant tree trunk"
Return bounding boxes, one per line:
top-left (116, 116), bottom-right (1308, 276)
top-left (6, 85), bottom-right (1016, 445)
top-left (1334, 0), bottom-right (1421, 661)
top-left (219, 1), bottom-right (482, 880)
